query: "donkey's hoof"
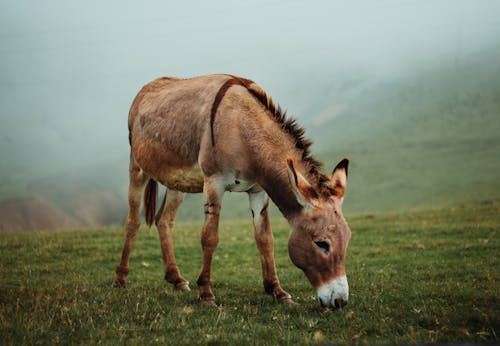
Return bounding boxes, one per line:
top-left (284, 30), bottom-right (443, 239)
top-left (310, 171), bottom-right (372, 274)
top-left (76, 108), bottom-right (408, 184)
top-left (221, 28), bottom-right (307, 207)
top-left (175, 281), bottom-right (191, 292)
top-left (279, 297), bottom-right (296, 305)
top-left (112, 278), bottom-right (126, 288)
top-left (274, 290), bottom-right (294, 304)
top-left (198, 297), bottom-right (217, 307)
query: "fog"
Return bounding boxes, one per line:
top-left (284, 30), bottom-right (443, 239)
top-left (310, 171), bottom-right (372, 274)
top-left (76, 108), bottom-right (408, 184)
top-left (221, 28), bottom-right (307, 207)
top-left (1, 0), bottom-right (499, 188)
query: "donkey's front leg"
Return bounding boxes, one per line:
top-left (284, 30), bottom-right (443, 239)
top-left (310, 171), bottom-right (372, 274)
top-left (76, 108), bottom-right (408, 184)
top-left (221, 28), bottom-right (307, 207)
top-left (196, 176), bottom-right (225, 306)
top-left (249, 190), bottom-right (293, 304)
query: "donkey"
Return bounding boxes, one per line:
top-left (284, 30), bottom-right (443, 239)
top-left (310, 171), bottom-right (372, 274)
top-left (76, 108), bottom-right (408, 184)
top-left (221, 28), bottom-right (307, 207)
top-left (113, 74), bottom-right (352, 308)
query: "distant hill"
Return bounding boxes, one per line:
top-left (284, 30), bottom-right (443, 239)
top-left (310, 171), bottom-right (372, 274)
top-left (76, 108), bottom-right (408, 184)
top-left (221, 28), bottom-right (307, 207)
top-left (1, 46), bottom-right (499, 231)
top-left (0, 198), bottom-right (81, 232)
top-left (28, 161), bottom-right (128, 227)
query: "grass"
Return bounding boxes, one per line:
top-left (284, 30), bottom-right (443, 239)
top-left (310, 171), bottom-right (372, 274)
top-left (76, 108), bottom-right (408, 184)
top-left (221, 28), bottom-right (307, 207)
top-left (0, 201), bottom-right (499, 345)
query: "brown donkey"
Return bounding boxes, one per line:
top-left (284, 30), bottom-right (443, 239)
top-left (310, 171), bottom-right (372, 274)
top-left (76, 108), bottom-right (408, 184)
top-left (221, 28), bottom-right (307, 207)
top-left (113, 74), bottom-right (352, 308)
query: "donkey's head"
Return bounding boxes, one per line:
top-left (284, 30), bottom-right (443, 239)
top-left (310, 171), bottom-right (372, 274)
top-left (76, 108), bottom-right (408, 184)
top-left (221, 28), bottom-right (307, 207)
top-left (286, 158), bottom-right (351, 309)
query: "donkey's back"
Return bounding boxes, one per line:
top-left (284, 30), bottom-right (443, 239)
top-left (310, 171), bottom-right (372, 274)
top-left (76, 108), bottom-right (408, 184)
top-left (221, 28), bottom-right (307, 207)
top-left (127, 75), bottom-right (233, 192)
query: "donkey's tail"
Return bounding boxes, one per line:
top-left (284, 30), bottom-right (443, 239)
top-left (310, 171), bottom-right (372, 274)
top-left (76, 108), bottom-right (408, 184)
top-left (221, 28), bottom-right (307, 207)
top-left (143, 179), bottom-right (158, 228)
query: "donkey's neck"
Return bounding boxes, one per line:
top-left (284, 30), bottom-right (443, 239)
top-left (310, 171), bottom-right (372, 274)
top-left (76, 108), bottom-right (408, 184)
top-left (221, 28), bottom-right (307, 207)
top-left (256, 166), bottom-right (304, 220)
top-left (222, 77), bottom-right (319, 220)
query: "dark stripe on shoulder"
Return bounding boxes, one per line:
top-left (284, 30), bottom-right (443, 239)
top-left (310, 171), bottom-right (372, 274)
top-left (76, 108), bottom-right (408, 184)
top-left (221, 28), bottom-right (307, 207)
top-left (210, 77), bottom-right (253, 145)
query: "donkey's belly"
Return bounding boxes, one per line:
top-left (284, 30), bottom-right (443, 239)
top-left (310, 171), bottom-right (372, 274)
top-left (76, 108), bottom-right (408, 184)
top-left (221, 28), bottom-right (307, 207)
top-left (158, 168), bottom-right (258, 193)
top-left (158, 165), bottom-right (205, 193)
top-left (131, 140), bottom-right (205, 193)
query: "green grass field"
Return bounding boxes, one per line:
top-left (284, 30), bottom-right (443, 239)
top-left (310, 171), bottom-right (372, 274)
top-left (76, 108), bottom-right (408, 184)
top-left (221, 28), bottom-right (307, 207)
top-left (0, 201), bottom-right (498, 345)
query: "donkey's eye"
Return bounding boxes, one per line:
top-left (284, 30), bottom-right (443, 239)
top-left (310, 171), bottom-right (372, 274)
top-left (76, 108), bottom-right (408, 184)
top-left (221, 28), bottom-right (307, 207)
top-left (314, 240), bottom-right (330, 255)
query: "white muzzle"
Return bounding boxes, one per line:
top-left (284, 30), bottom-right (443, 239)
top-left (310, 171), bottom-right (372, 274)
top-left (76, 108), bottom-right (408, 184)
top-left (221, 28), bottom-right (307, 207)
top-left (317, 275), bottom-right (349, 309)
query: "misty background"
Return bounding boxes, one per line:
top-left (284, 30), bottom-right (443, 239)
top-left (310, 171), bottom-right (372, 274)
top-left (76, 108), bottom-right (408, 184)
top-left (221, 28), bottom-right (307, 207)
top-left (1, 1), bottom-right (499, 231)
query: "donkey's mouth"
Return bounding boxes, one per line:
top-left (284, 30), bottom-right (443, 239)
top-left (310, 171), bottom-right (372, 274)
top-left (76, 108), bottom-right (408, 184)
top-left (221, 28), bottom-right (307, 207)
top-left (316, 275), bottom-right (349, 309)
top-left (318, 296), bottom-right (347, 309)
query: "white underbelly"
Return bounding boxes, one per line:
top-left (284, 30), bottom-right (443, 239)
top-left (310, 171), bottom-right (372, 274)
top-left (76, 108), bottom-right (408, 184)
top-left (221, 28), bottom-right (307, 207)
top-left (225, 178), bottom-right (256, 192)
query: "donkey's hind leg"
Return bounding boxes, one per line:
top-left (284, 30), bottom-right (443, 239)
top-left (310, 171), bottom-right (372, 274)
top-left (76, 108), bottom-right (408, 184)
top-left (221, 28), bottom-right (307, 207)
top-left (155, 189), bottom-right (190, 291)
top-left (248, 189), bottom-right (293, 304)
top-left (112, 160), bottom-right (149, 288)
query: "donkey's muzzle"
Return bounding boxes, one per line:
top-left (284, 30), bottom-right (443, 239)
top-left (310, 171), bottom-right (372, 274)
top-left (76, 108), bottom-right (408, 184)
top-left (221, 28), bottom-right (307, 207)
top-left (317, 275), bottom-right (349, 309)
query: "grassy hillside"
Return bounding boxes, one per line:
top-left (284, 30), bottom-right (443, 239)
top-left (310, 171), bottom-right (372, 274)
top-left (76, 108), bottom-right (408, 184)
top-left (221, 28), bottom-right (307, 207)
top-left (310, 46), bottom-right (500, 214)
top-left (0, 202), bottom-right (498, 345)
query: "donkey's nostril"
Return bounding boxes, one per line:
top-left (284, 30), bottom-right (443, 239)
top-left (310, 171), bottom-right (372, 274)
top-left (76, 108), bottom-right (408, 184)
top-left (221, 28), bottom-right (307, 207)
top-left (334, 298), bottom-right (347, 309)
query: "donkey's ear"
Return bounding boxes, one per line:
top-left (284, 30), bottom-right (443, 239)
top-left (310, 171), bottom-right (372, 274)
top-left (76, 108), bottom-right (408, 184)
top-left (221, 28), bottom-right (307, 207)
top-left (331, 158), bottom-right (349, 202)
top-left (286, 158), bottom-right (316, 213)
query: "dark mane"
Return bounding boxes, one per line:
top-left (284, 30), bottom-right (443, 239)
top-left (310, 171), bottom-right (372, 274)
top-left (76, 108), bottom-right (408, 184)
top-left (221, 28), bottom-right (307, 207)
top-left (211, 75), bottom-right (324, 176)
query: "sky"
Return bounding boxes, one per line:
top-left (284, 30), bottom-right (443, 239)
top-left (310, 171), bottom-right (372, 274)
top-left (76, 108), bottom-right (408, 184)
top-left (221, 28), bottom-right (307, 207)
top-left (1, 0), bottom-right (499, 185)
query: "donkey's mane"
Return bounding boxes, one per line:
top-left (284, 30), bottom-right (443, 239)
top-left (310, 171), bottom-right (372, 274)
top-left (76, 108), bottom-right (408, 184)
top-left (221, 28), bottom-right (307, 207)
top-left (211, 75), bottom-right (323, 175)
